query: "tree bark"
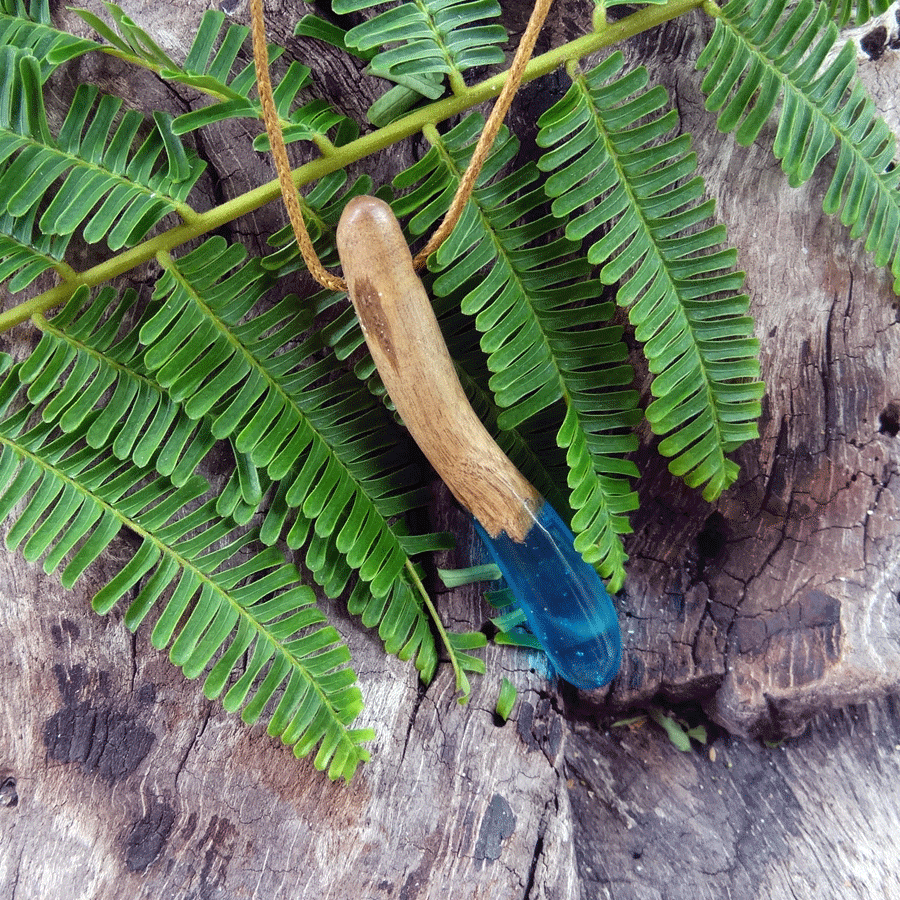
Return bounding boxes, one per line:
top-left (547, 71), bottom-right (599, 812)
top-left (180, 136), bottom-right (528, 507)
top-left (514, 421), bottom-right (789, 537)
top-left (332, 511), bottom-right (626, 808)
top-left (2, 1), bottom-right (900, 897)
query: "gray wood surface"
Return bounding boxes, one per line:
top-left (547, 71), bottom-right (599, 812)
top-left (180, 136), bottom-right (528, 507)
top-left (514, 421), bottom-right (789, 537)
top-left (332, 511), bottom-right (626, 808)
top-left (2, 1), bottom-right (900, 897)
top-left (0, 541), bottom-right (578, 899)
top-left (570, 696), bottom-right (900, 899)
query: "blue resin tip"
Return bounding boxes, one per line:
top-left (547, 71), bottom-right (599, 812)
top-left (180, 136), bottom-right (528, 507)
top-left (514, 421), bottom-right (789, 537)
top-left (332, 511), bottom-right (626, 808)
top-left (474, 501), bottom-right (622, 690)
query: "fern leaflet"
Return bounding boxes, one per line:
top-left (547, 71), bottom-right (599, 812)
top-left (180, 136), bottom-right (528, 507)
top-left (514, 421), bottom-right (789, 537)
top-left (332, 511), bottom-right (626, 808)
top-left (25, 286), bottom-right (229, 484)
top-left (699, 0), bottom-right (900, 291)
top-left (17, 4), bottom-right (356, 147)
top-left (824, 0), bottom-right (893, 27)
top-left (0, 206), bottom-right (73, 292)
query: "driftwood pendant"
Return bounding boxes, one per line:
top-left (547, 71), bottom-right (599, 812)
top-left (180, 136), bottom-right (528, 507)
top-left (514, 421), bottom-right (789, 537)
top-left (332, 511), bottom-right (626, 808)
top-left (336, 196), bottom-right (621, 689)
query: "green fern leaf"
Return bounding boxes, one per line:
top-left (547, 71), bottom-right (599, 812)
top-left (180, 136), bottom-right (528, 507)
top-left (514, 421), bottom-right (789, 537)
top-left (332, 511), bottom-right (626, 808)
top-left (0, 361), bottom-right (372, 780)
top-left (0, 206), bottom-right (73, 292)
top-left (0, 0), bottom-right (47, 20)
top-left (60, 4), bottom-right (354, 146)
top-left (249, 98), bottom-right (357, 152)
top-left (31, 282), bottom-right (274, 513)
top-left (69, 4), bottom-right (249, 97)
top-left (22, 286), bottom-right (220, 485)
top-left (332, 0), bottom-right (507, 99)
top-left (72, 2), bottom-right (174, 65)
top-left (393, 115), bottom-right (640, 588)
top-left (0, 0), bottom-right (101, 78)
top-left (699, 0), bottom-right (900, 290)
top-left (294, 13), bottom-right (375, 61)
top-left (824, 0), bottom-right (892, 27)
top-left (0, 48), bottom-right (204, 251)
top-left (537, 51), bottom-right (763, 503)
top-left (22, 216), bottom-right (445, 687)
top-left (133, 236), bottom-right (442, 680)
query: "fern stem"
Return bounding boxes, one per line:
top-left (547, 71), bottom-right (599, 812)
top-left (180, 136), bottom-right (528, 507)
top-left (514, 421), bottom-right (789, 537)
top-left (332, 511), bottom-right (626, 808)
top-left (403, 558), bottom-right (471, 702)
top-left (0, 0), bottom-right (705, 333)
top-left (449, 71), bottom-right (468, 96)
top-left (83, 48), bottom-right (241, 102)
top-left (52, 260), bottom-right (79, 282)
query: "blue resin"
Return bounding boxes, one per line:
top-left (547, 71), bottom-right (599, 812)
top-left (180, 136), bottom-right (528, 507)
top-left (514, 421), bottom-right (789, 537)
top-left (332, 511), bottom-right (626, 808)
top-left (474, 502), bottom-right (622, 689)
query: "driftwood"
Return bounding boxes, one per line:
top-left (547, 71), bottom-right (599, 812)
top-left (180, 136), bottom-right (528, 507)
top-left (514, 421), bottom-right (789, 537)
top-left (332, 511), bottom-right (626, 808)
top-left (2, 1), bottom-right (900, 897)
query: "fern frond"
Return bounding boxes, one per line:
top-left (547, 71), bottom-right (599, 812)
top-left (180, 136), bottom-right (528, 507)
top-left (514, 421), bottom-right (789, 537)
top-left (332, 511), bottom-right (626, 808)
top-left (294, 13), bottom-right (375, 61)
top-left (0, 362), bottom-right (372, 780)
top-left (446, 308), bottom-right (572, 517)
top-left (133, 237), bottom-right (444, 680)
top-left (68, 1), bottom-right (258, 101)
top-left (0, 48), bottom-right (204, 253)
top-left (23, 286), bottom-right (220, 485)
top-left (393, 115), bottom-right (640, 587)
top-left (537, 51), bottom-right (763, 503)
top-left (699, 0), bottom-right (900, 290)
top-left (0, 0), bottom-right (45, 19)
top-left (61, 4), bottom-right (354, 146)
top-left (0, 0), bottom-right (101, 78)
top-left (333, 0), bottom-right (507, 99)
top-left (18, 270), bottom-right (446, 685)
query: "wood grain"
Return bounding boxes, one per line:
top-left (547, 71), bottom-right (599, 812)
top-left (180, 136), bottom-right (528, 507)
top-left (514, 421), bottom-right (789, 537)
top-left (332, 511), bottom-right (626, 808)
top-left (336, 195), bottom-right (542, 541)
top-left (569, 696), bottom-right (900, 899)
top-left (0, 545), bottom-right (579, 899)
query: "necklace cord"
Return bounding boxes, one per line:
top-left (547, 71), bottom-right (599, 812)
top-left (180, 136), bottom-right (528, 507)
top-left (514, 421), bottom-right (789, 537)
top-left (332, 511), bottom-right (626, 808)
top-left (249, 0), bottom-right (554, 291)
top-left (249, 0), bottom-right (346, 292)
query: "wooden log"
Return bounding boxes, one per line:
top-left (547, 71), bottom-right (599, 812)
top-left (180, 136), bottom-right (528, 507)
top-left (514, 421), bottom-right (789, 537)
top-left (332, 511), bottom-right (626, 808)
top-left (569, 696), bottom-right (900, 899)
top-left (0, 524), bottom-right (579, 898)
top-left (607, 10), bottom-right (900, 740)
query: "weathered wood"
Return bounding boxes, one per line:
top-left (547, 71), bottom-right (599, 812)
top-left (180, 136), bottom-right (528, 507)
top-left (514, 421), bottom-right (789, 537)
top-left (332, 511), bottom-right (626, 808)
top-left (0, 527), bottom-right (578, 899)
top-left (604, 10), bottom-right (900, 740)
top-left (3, 1), bottom-right (900, 897)
top-left (569, 696), bottom-right (900, 899)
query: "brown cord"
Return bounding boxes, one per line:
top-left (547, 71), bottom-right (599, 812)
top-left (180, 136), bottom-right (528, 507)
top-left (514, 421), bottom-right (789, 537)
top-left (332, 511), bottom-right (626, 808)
top-left (412, 0), bottom-right (554, 268)
top-left (249, 0), bottom-right (346, 292)
top-left (250, 0), bottom-right (554, 291)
